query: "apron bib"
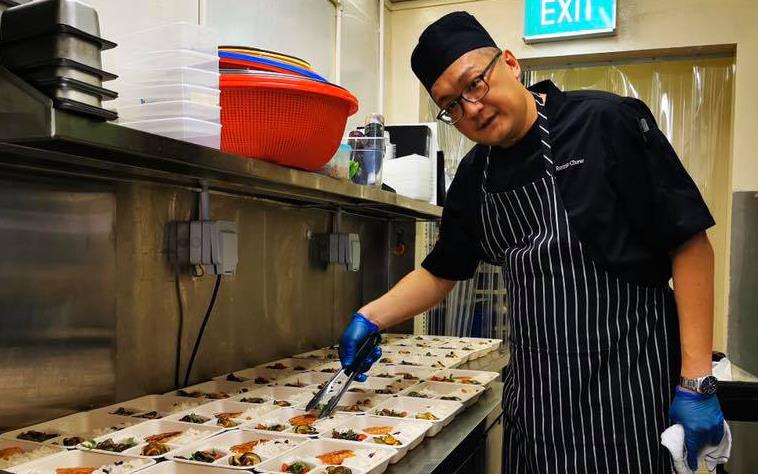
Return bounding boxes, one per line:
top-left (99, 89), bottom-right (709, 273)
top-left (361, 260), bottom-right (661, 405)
top-left (482, 93), bottom-right (680, 473)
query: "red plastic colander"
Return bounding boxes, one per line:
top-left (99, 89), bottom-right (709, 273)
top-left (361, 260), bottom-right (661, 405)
top-left (220, 73), bottom-right (359, 171)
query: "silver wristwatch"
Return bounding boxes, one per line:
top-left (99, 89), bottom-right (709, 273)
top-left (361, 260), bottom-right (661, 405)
top-left (680, 375), bottom-right (719, 395)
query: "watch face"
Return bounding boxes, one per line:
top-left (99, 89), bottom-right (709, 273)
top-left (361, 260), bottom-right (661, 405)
top-left (700, 376), bottom-right (719, 395)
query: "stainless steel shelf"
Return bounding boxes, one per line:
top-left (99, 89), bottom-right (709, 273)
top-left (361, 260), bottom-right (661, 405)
top-left (0, 67), bottom-right (442, 221)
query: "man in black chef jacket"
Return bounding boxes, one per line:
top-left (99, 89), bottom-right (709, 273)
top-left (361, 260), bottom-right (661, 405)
top-left (338, 11), bottom-right (725, 474)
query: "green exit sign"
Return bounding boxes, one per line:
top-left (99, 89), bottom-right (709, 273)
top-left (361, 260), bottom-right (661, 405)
top-left (524, 0), bottom-right (617, 43)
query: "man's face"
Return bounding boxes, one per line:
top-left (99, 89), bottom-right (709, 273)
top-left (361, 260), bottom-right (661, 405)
top-left (430, 49), bottom-right (529, 146)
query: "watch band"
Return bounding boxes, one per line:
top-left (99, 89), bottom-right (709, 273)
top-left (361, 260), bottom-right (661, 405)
top-left (680, 375), bottom-right (719, 395)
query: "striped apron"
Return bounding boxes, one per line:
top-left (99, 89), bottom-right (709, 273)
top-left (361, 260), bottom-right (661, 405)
top-left (482, 93), bottom-right (681, 473)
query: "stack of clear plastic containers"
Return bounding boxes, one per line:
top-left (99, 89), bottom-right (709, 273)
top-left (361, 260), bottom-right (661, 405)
top-left (110, 22), bottom-right (221, 149)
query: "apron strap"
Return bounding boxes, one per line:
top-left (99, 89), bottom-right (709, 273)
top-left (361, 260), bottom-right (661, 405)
top-left (482, 92), bottom-right (555, 189)
top-left (531, 91), bottom-right (555, 177)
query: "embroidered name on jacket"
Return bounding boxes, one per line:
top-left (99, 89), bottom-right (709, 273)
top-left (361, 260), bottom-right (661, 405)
top-left (555, 158), bottom-right (584, 172)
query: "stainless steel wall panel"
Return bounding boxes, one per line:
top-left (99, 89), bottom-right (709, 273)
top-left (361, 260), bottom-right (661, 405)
top-left (0, 179), bottom-right (116, 430)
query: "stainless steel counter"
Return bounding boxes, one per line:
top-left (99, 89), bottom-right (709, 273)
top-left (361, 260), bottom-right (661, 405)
top-left (386, 381), bottom-right (504, 474)
top-left (386, 350), bottom-right (508, 474)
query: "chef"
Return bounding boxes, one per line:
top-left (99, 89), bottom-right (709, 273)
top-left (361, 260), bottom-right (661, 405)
top-left (338, 11), bottom-right (724, 473)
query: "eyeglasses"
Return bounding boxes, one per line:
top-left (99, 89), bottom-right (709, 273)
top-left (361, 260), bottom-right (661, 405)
top-left (436, 51), bottom-right (502, 126)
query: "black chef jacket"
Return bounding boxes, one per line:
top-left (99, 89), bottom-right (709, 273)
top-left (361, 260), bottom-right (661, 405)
top-left (422, 80), bottom-right (715, 287)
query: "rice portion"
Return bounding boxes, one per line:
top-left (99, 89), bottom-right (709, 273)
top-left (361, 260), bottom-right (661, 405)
top-left (0, 445), bottom-right (61, 470)
top-left (255, 439), bottom-right (300, 459)
top-left (93, 458), bottom-right (152, 474)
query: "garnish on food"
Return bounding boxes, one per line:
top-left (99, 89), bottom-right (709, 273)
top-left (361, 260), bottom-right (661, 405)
top-left (241, 397), bottom-right (266, 404)
top-left (280, 461), bottom-right (312, 473)
top-left (17, 430), bottom-right (58, 442)
top-left (415, 411), bottom-right (438, 421)
top-left (230, 452), bottom-right (262, 466)
top-left (331, 428), bottom-right (366, 441)
top-left (373, 434), bottom-right (401, 446)
top-left (179, 413), bottom-right (210, 424)
top-left (226, 373), bottom-right (246, 382)
top-left (376, 408), bottom-right (407, 418)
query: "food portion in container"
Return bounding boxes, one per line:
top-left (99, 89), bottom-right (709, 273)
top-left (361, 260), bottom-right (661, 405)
top-left (95, 395), bottom-right (205, 421)
top-left (0, 440), bottom-right (63, 470)
top-left (166, 430), bottom-right (304, 470)
top-left (374, 409), bottom-right (407, 419)
top-left (170, 380), bottom-right (253, 400)
top-left (293, 349), bottom-right (340, 361)
top-left (275, 372), bottom-right (335, 390)
top-left (259, 358), bottom-right (323, 372)
top-left (80, 438), bottom-right (138, 453)
top-left (245, 408), bottom-right (348, 438)
top-left (16, 431), bottom-right (59, 443)
top-left (400, 381), bottom-right (485, 406)
top-left (4, 450), bottom-right (154, 474)
top-left (177, 413), bottom-right (210, 425)
top-left (211, 367), bottom-right (286, 385)
top-left (77, 420), bottom-right (223, 459)
top-left (231, 386), bottom-right (314, 408)
top-left (4, 413), bottom-right (138, 448)
top-left (427, 368), bottom-right (499, 388)
top-left (280, 460), bottom-right (315, 473)
top-left (313, 393), bottom-right (387, 414)
top-left (370, 397), bottom-right (463, 435)
top-left (176, 448), bottom-right (226, 463)
top-left (175, 389), bottom-right (228, 399)
top-left (254, 439), bottom-right (395, 474)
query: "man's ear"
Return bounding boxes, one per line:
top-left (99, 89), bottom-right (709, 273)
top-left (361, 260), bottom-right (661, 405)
top-left (502, 49), bottom-right (521, 80)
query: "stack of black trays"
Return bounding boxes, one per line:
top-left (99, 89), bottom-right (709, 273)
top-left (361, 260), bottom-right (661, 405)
top-left (0, 0), bottom-right (118, 120)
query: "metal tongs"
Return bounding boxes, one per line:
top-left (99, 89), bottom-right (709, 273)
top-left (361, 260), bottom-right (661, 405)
top-left (306, 332), bottom-right (382, 418)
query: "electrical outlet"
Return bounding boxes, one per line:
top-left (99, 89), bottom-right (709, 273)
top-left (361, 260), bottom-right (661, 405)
top-left (313, 232), bottom-right (360, 271)
top-left (167, 220), bottom-right (238, 276)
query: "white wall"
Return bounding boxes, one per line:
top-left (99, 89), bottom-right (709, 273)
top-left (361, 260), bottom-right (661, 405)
top-left (340, 0), bottom-right (382, 130)
top-left (205, 0), bottom-right (337, 83)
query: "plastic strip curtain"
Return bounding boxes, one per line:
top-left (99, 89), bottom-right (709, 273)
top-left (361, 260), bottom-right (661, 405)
top-left (524, 57), bottom-right (735, 342)
top-left (419, 91), bottom-right (508, 341)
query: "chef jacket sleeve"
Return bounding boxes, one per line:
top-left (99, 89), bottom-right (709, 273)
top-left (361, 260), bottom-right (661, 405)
top-left (610, 97), bottom-right (716, 253)
top-left (421, 151), bottom-right (482, 280)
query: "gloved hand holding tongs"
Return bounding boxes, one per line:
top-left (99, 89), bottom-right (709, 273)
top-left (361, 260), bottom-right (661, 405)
top-left (306, 314), bottom-right (383, 418)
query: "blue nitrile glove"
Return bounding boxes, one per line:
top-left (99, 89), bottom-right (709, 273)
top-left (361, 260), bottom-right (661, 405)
top-left (339, 313), bottom-right (382, 382)
top-left (669, 386), bottom-right (725, 471)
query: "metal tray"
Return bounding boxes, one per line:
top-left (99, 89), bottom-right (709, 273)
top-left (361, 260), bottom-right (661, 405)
top-left (1, 0), bottom-right (115, 49)
top-left (53, 97), bottom-right (117, 121)
top-left (35, 77), bottom-right (117, 108)
top-left (17, 57), bottom-right (116, 87)
top-left (1, 31), bottom-right (104, 70)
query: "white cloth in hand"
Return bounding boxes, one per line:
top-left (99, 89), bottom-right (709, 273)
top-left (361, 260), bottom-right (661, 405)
top-left (661, 421), bottom-right (731, 473)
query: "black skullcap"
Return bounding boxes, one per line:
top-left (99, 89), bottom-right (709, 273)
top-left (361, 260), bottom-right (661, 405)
top-left (411, 11), bottom-right (497, 92)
